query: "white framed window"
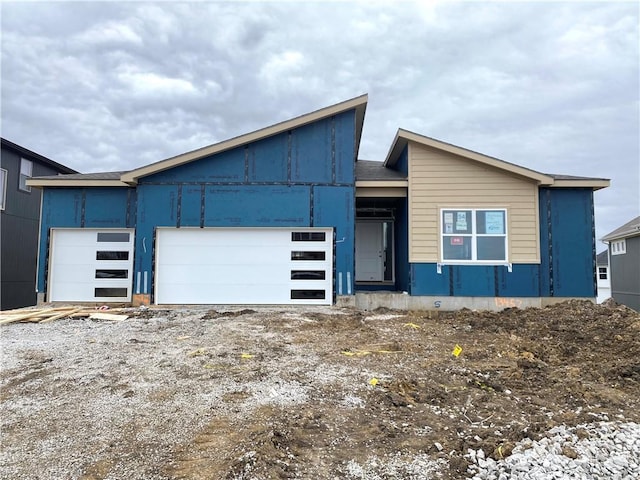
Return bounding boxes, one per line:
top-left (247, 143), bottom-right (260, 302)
top-left (611, 239), bottom-right (626, 255)
top-left (598, 267), bottom-right (608, 280)
top-left (19, 158), bottom-right (33, 192)
top-left (0, 168), bottom-right (7, 210)
top-left (441, 208), bottom-right (508, 263)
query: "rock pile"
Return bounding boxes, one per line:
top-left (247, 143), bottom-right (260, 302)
top-left (466, 421), bottom-right (640, 479)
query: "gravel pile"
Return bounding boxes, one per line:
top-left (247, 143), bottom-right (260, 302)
top-left (466, 421), bottom-right (640, 479)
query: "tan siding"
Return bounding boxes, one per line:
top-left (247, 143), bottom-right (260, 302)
top-left (408, 142), bottom-right (540, 263)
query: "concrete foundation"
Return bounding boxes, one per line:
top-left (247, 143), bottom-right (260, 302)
top-left (132, 294), bottom-right (151, 307)
top-left (339, 292), bottom-right (595, 311)
top-left (36, 292), bottom-right (46, 306)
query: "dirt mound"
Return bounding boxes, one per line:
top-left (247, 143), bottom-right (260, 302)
top-left (2, 300), bottom-right (638, 479)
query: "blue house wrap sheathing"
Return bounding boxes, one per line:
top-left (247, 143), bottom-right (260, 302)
top-left (29, 95), bottom-right (609, 309)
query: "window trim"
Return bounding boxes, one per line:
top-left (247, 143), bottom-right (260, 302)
top-left (0, 168), bottom-right (7, 210)
top-left (439, 207), bottom-right (509, 265)
top-left (19, 158), bottom-right (33, 192)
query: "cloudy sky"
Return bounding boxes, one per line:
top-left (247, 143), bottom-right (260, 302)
top-left (1, 1), bottom-right (638, 244)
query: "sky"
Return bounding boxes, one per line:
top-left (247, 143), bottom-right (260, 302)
top-left (1, 1), bottom-right (638, 245)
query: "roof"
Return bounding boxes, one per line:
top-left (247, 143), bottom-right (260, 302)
top-left (356, 160), bottom-right (406, 181)
top-left (1, 138), bottom-right (77, 174)
top-left (601, 216), bottom-right (640, 241)
top-left (28, 95), bottom-right (368, 188)
top-left (596, 250), bottom-right (608, 266)
top-left (383, 129), bottom-right (609, 191)
top-left (28, 171), bottom-right (129, 187)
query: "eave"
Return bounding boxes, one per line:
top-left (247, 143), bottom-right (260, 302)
top-left (27, 179), bottom-right (130, 188)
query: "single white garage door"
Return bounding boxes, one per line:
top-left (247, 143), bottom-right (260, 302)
top-left (49, 229), bottom-right (134, 302)
top-left (155, 227), bottom-right (333, 305)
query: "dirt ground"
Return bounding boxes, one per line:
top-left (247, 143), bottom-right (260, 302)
top-left (1, 299), bottom-right (639, 479)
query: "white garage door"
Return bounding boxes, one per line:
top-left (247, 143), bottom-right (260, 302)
top-left (155, 228), bottom-right (333, 305)
top-left (49, 229), bottom-right (134, 302)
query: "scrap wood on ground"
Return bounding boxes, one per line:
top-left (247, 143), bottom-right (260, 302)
top-left (0, 306), bottom-right (129, 325)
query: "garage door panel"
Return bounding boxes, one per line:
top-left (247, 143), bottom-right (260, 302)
top-left (49, 229), bottom-right (134, 302)
top-left (156, 228), bottom-right (332, 305)
top-left (158, 247), bottom-right (288, 266)
top-left (157, 282), bottom-right (291, 305)
top-left (159, 263), bottom-right (293, 281)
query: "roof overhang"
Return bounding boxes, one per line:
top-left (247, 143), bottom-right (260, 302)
top-left (601, 216), bottom-right (640, 241)
top-left (548, 179), bottom-right (610, 191)
top-left (384, 129), bottom-right (555, 185)
top-left (27, 179), bottom-right (130, 188)
top-left (119, 94), bottom-right (368, 185)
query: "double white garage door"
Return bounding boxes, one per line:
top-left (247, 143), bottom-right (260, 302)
top-left (49, 228), bottom-right (333, 305)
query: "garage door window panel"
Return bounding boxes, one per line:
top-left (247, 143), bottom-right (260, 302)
top-left (292, 232), bottom-right (326, 242)
top-left (97, 232), bottom-right (130, 242)
top-left (291, 270), bottom-right (326, 280)
top-left (96, 251), bottom-right (130, 261)
top-left (291, 251), bottom-right (326, 261)
top-left (95, 269), bottom-right (128, 279)
top-left (291, 289), bottom-right (326, 300)
top-left (95, 287), bottom-right (128, 297)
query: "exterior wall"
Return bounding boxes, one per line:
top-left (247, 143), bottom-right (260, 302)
top-left (610, 235), bottom-right (640, 311)
top-left (408, 142), bottom-right (540, 263)
top-left (1, 147), bottom-right (70, 309)
top-left (394, 197), bottom-right (410, 292)
top-left (134, 110), bottom-right (357, 301)
top-left (404, 187), bottom-right (596, 299)
top-left (539, 188), bottom-right (596, 298)
top-left (36, 187), bottom-right (135, 293)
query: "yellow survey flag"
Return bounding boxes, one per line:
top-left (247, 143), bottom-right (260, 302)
top-left (452, 344), bottom-right (463, 357)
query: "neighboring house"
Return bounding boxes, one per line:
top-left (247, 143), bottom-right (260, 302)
top-left (595, 250), bottom-right (610, 303)
top-left (0, 138), bottom-right (77, 310)
top-left (601, 216), bottom-right (640, 311)
top-left (27, 95), bottom-right (610, 310)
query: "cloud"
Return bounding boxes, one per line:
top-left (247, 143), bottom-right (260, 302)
top-left (0, 1), bottom-right (637, 240)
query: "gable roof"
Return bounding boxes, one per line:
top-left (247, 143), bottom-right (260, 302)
top-left (1, 138), bottom-right (77, 174)
top-left (383, 129), bottom-right (609, 190)
top-left (120, 94), bottom-right (368, 185)
top-left (27, 95), bottom-right (368, 188)
top-left (601, 215), bottom-right (640, 241)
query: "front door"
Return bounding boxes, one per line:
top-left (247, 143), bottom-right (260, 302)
top-left (355, 222), bottom-right (384, 282)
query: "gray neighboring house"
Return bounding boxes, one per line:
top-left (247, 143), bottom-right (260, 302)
top-left (601, 216), bottom-right (640, 311)
top-left (0, 138), bottom-right (77, 310)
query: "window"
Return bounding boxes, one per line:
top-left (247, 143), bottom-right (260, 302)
top-left (291, 270), bottom-right (326, 280)
top-left (97, 232), bottom-right (130, 242)
top-left (292, 232), bottom-right (326, 242)
top-left (19, 158), bottom-right (32, 192)
top-left (0, 168), bottom-right (6, 210)
top-left (291, 251), bottom-right (326, 261)
top-left (291, 289), bottom-right (325, 300)
top-left (95, 269), bottom-right (129, 279)
top-left (611, 240), bottom-right (626, 255)
top-left (441, 209), bottom-right (507, 263)
top-left (96, 251), bottom-right (129, 261)
top-left (95, 287), bottom-right (128, 297)
top-left (598, 267), bottom-right (608, 280)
